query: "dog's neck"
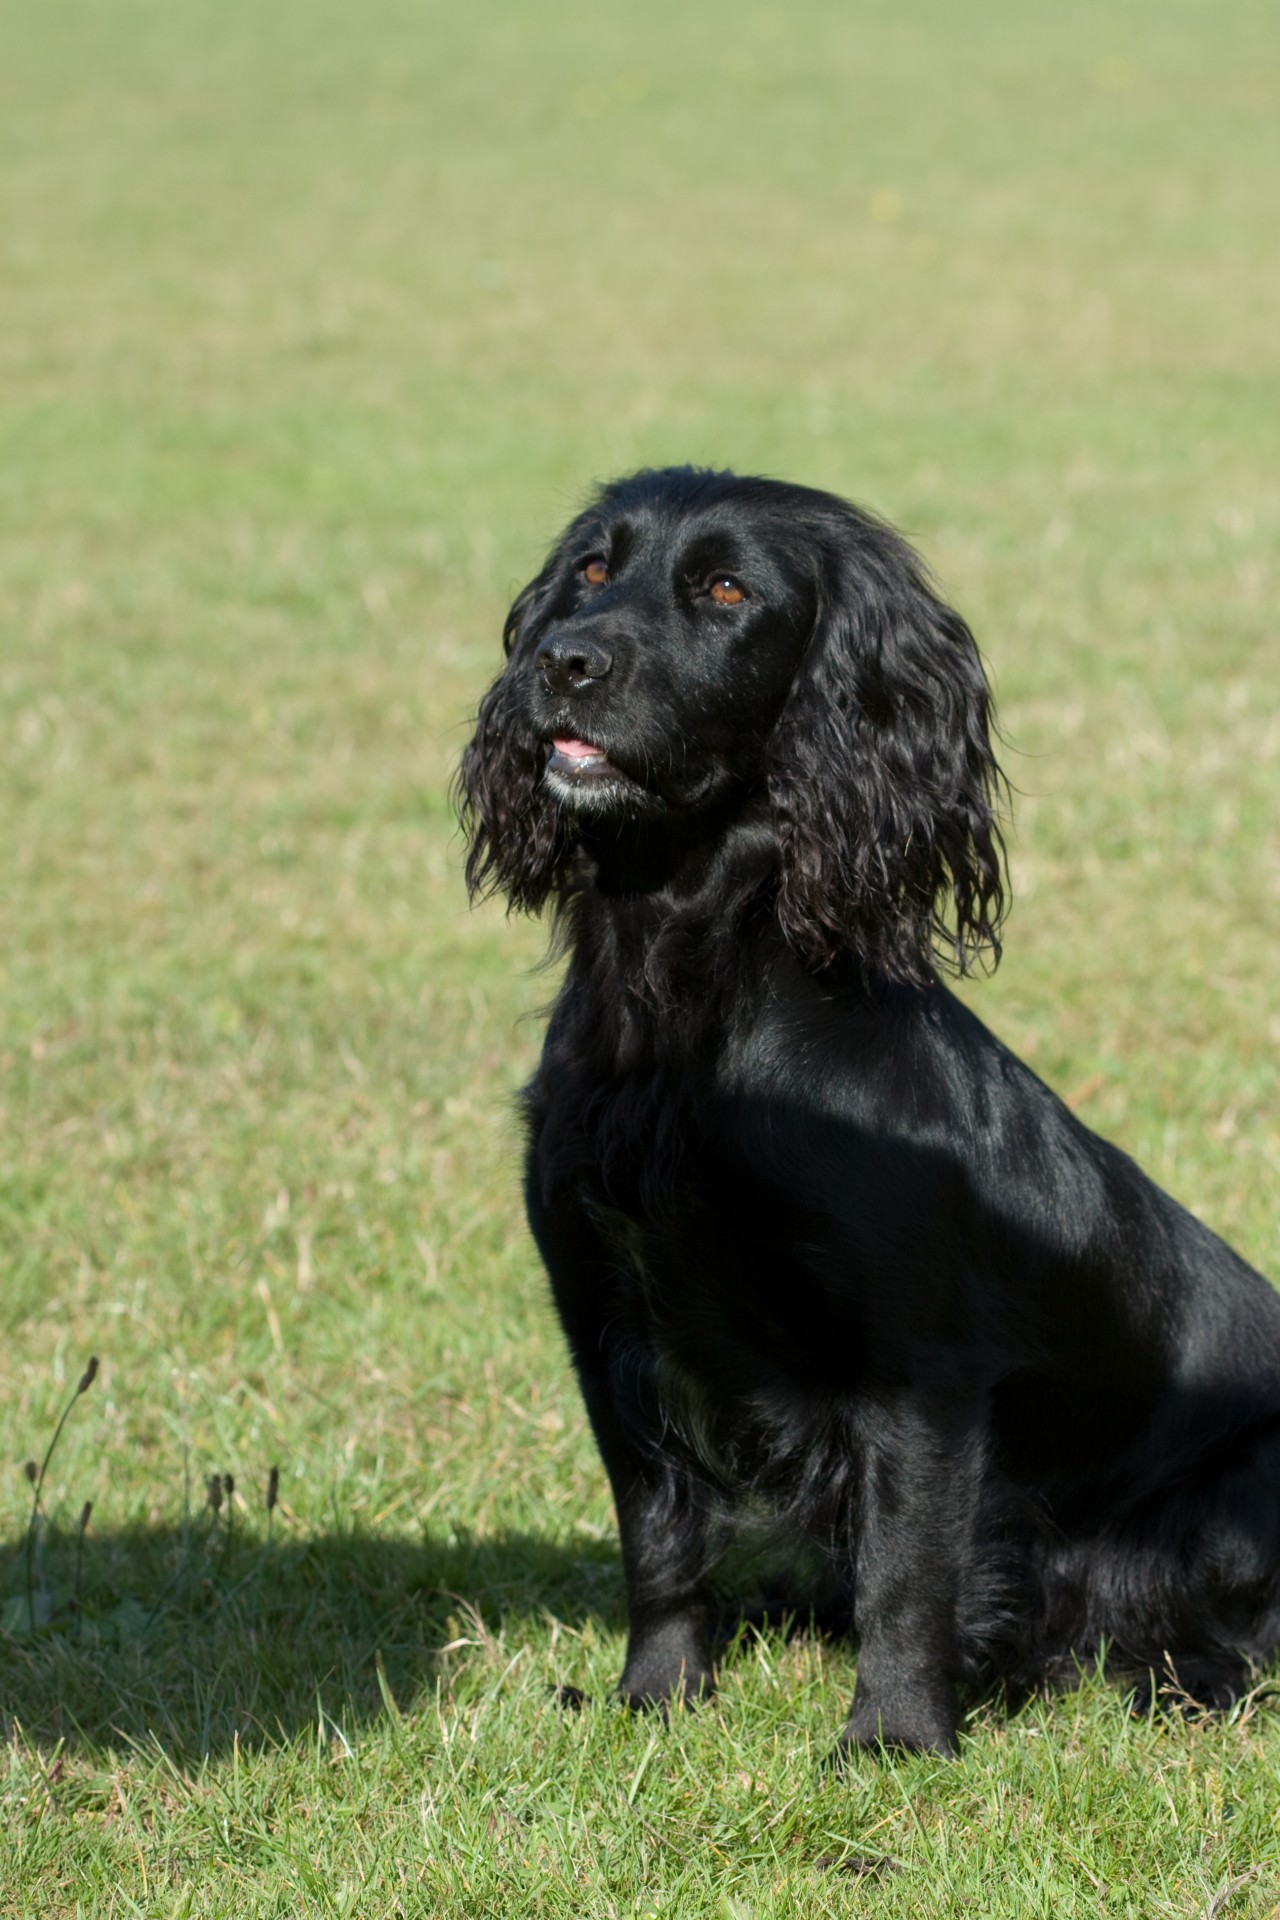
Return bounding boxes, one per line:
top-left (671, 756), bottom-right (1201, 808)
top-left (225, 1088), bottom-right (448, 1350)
top-left (578, 792), bottom-right (769, 901)
top-left (559, 798), bottom-right (779, 1034)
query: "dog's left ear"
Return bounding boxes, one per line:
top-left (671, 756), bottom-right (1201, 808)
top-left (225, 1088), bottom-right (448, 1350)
top-left (767, 516), bottom-right (1007, 983)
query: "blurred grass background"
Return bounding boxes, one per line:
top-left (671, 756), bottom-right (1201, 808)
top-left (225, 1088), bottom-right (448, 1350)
top-left (1, 0), bottom-right (1278, 1913)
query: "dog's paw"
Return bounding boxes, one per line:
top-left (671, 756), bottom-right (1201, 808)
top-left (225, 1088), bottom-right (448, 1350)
top-left (618, 1666), bottom-right (715, 1712)
top-left (619, 1616), bottom-right (715, 1711)
top-left (835, 1691), bottom-right (958, 1760)
top-left (618, 1656), bottom-right (715, 1712)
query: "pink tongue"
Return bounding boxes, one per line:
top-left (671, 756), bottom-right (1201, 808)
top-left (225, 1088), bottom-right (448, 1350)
top-left (553, 737), bottom-right (604, 760)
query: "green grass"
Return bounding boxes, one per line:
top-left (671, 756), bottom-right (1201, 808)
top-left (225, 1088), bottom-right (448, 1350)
top-left (2, 0), bottom-right (1278, 1911)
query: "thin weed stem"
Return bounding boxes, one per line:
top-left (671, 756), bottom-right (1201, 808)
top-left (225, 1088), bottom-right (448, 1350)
top-left (24, 1357), bottom-right (98, 1633)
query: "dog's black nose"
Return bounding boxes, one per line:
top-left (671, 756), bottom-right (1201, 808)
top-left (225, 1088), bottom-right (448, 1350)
top-left (537, 635), bottom-right (613, 695)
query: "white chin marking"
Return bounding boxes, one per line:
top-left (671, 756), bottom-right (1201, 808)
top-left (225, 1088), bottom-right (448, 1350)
top-left (544, 764), bottom-right (630, 809)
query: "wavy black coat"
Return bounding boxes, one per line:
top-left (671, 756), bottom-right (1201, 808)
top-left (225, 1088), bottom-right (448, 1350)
top-left (458, 466), bottom-right (1280, 1754)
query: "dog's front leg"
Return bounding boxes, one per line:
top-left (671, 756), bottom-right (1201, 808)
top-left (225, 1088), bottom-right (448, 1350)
top-left (839, 1399), bottom-right (980, 1758)
top-left (525, 1170), bottom-right (715, 1709)
top-left (609, 1454), bottom-right (715, 1709)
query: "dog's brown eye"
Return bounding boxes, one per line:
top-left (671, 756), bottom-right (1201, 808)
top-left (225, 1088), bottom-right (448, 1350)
top-left (709, 577), bottom-right (745, 606)
top-left (581, 558), bottom-right (609, 586)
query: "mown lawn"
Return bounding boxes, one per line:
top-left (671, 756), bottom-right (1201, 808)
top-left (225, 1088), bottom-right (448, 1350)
top-left (1, 0), bottom-right (1277, 1913)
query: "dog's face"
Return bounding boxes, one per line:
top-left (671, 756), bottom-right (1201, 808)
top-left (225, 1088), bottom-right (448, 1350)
top-left (504, 473), bottom-right (817, 822)
top-left (461, 466), bottom-right (1006, 983)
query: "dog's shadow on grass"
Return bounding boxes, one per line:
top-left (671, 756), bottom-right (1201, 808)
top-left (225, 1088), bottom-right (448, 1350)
top-left (0, 1520), bottom-right (632, 1760)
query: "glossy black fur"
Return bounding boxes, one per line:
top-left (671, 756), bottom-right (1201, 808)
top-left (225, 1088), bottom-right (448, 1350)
top-left (458, 466), bottom-right (1280, 1754)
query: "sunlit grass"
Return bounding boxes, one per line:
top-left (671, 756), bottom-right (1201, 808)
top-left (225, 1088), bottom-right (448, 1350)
top-left (1, 0), bottom-right (1277, 1911)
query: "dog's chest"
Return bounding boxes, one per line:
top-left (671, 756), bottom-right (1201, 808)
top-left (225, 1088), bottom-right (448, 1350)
top-left (532, 983), bottom-right (879, 1400)
top-left (584, 1190), bottom-right (718, 1347)
top-left (582, 1187), bottom-right (859, 1525)
top-left (581, 1167), bottom-right (841, 1399)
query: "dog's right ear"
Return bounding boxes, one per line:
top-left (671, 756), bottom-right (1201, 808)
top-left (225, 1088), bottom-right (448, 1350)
top-left (456, 566), bottom-right (569, 913)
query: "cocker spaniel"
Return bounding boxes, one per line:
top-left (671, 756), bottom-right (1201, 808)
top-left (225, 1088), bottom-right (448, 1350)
top-left (458, 465), bottom-right (1280, 1755)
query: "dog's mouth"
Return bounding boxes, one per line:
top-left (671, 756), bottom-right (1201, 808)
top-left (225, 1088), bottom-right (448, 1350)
top-left (541, 733), bottom-right (728, 816)
top-left (541, 733), bottom-right (667, 814)
top-left (545, 736), bottom-right (627, 785)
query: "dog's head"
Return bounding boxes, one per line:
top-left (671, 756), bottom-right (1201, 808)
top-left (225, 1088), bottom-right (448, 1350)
top-left (458, 466), bottom-right (1006, 983)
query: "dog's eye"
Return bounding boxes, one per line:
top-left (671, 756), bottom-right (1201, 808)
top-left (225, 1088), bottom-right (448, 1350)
top-left (580, 557), bottom-right (609, 586)
top-left (708, 577), bottom-right (745, 606)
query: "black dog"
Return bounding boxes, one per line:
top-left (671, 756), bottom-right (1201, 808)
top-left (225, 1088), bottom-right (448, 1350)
top-left (459, 466), bottom-right (1280, 1755)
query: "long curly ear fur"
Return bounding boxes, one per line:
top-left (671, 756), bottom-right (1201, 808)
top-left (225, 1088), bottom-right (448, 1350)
top-left (456, 570), bottom-right (568, 912)
top-left (767, 511), bottom-right (1007, 983)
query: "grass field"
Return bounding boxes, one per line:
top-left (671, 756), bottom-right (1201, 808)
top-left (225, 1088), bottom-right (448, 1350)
top-left (2, 0), bottom-right (1278, 1912)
